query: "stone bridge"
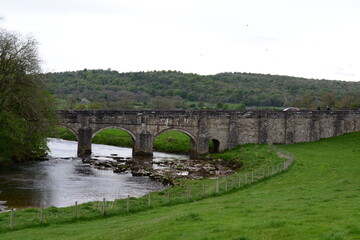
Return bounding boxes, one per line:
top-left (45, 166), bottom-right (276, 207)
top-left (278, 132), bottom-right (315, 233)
top-left (57, 110), bottom-right (360, 159)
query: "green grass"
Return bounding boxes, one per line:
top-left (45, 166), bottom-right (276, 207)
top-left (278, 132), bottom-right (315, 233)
top-left (2, 132), bottom-right (360, 239)
top-left (153, 131), bottom-right (191, 154)
top-left (50, 127), bottom-right (192, 154)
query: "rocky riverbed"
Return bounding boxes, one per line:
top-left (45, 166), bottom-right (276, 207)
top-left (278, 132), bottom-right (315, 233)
top-left (81, 155), bottom-right (240, 185)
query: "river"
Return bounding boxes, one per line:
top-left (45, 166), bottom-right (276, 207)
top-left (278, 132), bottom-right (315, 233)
top-left (0, 138), bottom-right (188, 211)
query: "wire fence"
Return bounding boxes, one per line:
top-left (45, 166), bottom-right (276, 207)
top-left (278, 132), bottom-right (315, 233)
top-left (0, 147), bottom-right (294, 232)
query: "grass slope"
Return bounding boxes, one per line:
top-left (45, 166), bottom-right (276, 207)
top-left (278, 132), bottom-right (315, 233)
top-left (2, 132), bottom-right (360, 239)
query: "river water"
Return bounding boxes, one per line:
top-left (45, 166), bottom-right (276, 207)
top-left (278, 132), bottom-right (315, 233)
top-left (0, 138), bottom-right (188, 211)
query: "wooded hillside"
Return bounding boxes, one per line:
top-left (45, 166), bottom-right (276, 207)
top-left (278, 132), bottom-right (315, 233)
top-left (43, 69), bottom-right (360, 109)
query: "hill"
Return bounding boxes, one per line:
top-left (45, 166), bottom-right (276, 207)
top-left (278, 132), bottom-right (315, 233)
top-left (43, 70), bottom-right (360, 109)
top-left (1, 132), bottom-right (359, 239)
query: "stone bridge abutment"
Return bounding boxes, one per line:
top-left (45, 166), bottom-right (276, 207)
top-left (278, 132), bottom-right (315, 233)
top-left (57, 110), bottom-right (360, 159)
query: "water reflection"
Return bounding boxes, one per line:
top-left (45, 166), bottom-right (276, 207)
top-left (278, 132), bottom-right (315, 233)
top-left (0, 138), bottom-right (188, 210)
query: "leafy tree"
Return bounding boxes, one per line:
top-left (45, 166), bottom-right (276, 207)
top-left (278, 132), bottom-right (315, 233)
top-left (0, 28), bottom-right (56, 163)
top-left (337, 94), bottom-right (358, 109)
top-left (298, 92), bottom-right (316, 109)
top-left (197, 102), bottom-right (204, 109)
top-left (321, 92), bottom-right (336, 108)
top-left (88, 101), bottom-right (102, 109)
top-left (150, 96), bottom-right (176, 109)
top-left (216, 102), bottom-right (224, 109)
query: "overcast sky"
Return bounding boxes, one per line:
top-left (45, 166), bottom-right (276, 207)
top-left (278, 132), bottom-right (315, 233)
top-left (1, 0), bottom-right (360, 81)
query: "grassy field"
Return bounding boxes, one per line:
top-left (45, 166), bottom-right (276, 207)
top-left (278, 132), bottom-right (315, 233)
top-left (50, 127), bottom-right (191, 154)
top-left (1, 132), bottom-right (360, 239)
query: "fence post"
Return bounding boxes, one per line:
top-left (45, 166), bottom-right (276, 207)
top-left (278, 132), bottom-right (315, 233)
top-left (202, 183), bottom-right (205, 197)
top-left (245, 174), bottom-right (248, 185)
top-left (238, 175), bottom-right (241, 187)
top-left (168, 188), bottom-right (170, 204)
top-left (40, 206), bottom-right (44, 224)
top-left (148, 192), bottom-right (151, 207)
top-left (75, 201), bottom-right (78, 218)
top-left (231, 179), bottom-right (234, 189)
top-left (186, 186), bottom-right (190, 201)
top-left (251, 172), bottom-right (254, 183)
top-left (127, 195), bottom-right (130, 212)
top-left (9, 208), bottom-right (14, 230)
top-left (216, 179), bottom-right (219, 193)
top-left (225, 178), bottom-right (228, 191)
top-left (102, 198), bottom-right (106, 216)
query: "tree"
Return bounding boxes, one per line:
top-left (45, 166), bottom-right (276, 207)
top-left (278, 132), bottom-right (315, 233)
top-left (298, 92), bottom-right (316, 109)
top-left (0, 28), bottom-right (56, 163)
top-left (321, 92), bottom-right (336, 108)
top-left (337, 94), bottom-right (358, 109)
top-left (150, 96), bottom-right (176, 109)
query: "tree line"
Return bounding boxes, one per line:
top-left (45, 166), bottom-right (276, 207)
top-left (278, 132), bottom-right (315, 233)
top-left (43, 69), bottom-right (360, 110)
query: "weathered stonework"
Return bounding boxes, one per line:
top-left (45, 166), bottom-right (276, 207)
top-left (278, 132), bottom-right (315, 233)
top-left (57, 110), bottom-right (360, 158)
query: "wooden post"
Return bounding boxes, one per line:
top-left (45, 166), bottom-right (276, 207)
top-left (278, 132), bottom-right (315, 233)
top-left (216, 179), bottom-right (219, 193)
top-left (245, 174), bottom-right (248, 185)
top-left (9, 208), bottom-right (14, 230)
top-left (148, 192), bottom-right (151, 207)
top-left (40, 206), bottom-right (44, 224)
top-left (238, 176), bottom-right (241, 187)
top-left (186, 186), bottom-right (189, 201)
top-left (127, 195), bottom-right (130, 212)
top-left (167, 188), bottom-right (170, 204)
top-left (202, 183), bottom-right (205, 197)
top-left (102, 198), bottom-right (106, 216)
top-left (225, 178), bottom-right (228, 191)
top-left (75, 201), bottom-right (78, 218)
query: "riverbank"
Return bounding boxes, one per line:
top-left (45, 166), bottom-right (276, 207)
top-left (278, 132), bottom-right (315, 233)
top-left (0, 141), bottom-right (288, 230)
top-left (49, 127), bottom-right (193, 154)
top-left (81, 143), bottom-right (283, 185)
top-left (1, 132), bottom-right (359, 239)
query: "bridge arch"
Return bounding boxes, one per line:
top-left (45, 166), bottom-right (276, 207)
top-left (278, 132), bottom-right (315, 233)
top-left (57, 124), bottom-right (79, 141)
top-left (209, 139), bottom-right (220, 153)
top-left (92, 126), bottom-right (136, 141)
top-left (153, 128), bottom-right (196, 143)
top-left (154, 128), bottom-right (197, 158)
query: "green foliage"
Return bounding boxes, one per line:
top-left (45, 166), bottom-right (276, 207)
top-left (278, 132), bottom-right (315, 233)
top-left (0, 29), bottom-right (56, 163)
top-left (43, 69), bottom-right (360, 109)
